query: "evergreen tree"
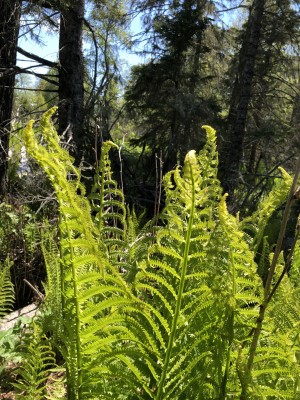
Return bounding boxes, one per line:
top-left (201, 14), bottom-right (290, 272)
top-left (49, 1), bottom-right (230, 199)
top-left (124, 0), bottom-right (221, 206)
top-left (219, 0), bottom-right (300, 212)
top-left (218, 0), bottom-right (266, 208)
top-left (58, 0), bottom-right (85, 165)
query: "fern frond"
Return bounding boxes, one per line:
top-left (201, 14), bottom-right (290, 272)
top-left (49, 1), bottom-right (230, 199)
top-left (22, 110), bottom-right (134, 398)
top-left (123, 127), bottom-right (261, 399)
top-left (247, 249), bottom-right (300, 398)
top-left (0, 258), bottom-right (14, 318)
top-left (40, 223), bottom-right (63, 341)
top-left (89, 141), bottom-right (127, 264)
top-left (240, 167), bottom-right (292, 252)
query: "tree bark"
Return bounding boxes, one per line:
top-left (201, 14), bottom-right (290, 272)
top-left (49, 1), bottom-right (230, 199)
top-left (0, 0), bottom-right (21, 197)
top-left (218, 0), bottom-right (266, 208)
top-left (58, 0), bottom-right (85, 165)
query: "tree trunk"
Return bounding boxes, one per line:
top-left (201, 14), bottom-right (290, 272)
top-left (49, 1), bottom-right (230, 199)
top-left (218, 0), bottom-right (266, 208)
top-left (58, 0), bottom-right (85, 165)
top-left (0, 0), bottom-right (21, 197)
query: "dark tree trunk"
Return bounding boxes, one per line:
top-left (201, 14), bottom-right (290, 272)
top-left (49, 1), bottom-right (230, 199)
top-left (58, 0), bottom-right (85, 165)
top-left (218, 0), bottom-right (266, 207)
top-left (0, 0), bottom-right (21, 197)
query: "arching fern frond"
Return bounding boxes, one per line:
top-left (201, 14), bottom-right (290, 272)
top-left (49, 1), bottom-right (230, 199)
top-left (89, 141), bottom-right (128, 268)
top-left (22, 109), bottom-right (139, 398)
top-left (240, 168), bottom-right (292, 252)
top-left (127, 127), bottom-right (263, 399)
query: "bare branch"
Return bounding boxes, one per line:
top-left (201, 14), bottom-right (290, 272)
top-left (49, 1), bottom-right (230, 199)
top-left (17, 46), bottom-right (58, 68)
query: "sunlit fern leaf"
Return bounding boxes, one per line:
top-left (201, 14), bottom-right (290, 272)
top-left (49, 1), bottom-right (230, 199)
top-left (89, 141), bottom-right (128, 267)
top-left (0, 258), bottom-right (14, 318)
top-left (251, 332), bottom-right (300, 399)
top-left (240, 167), bottom-right (292, 252)
top-left (247, 250), bottom-right (300, 399)
top-left (40, 223), bottom-right (63, 341)
top-left (22, 110), bottom-right (300, 400)
top-left (126, 127), bottom-right (263, 399)
top-left (124, 207), bottom-right (157, 283)
top-left (205, 195), bottom-right (263, 398)
top-left (255, 254), bottom-right (300, 399)
top-left (89, 143), bottom-right (156, 290)
top-left (198, 125), bottom-right (220, 189)
top-left (22, 109), bottom-right (141, 398)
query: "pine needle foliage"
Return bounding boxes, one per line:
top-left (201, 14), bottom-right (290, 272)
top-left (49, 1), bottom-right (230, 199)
top-left (19, 108), bottom-right (300, 399)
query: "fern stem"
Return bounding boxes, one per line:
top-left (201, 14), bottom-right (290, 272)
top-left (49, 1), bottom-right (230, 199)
top-left (95, 156), bottom-right (106, 234)
top-left (156, 163), bottom-right (196, 400)
top-left (59, 213), bottom-right (65, 323)
top-left (65, 218), bottom-right (82, 399)
top-left (219, 247), bottom-right (236, 400)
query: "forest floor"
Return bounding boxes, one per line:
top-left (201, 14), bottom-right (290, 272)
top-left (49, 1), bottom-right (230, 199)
top-left (0, 368), bottom-right (16, 399)
top-left (0, 367), bottom-right (65, 399)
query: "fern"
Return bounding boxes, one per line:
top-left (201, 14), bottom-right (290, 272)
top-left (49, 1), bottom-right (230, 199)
top-left (89, 141), bottom-right (128, 268)
top-left (0, 258), bottom-right (14, 318)
top-left (40, 222), bottom-right (64, 343)
top-left (240, 168), bottom-right (292, 253)
top-left (13, 321), bottom-right (60, 400)
top-left (21, 110), bottom-right (300, 399)
top-left (124, 128), bottom-right (262, 399)
top-left (89, 143), bottom-right (155, 282)
top-left (22, 109), bottom-right (147, 398)
top-left (249, 253), bottom-right (300, 399)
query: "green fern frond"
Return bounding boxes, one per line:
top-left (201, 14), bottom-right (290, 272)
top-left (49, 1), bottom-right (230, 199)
top-left (0, 258), bottom-right (14, 318)
top-left (247, 248), bottom-right (300, 398)
top-left (22, 110), bottom-right (134, 398)
top-left (241, 167), bottom-right (292, 252)
top-left (89, 141), bottom-right (127, 263)
top-left (89, 143), bottom-right (156, 285)
top-left (40, 223), bottom-right (63, 341)
top-left (124, 127), bottom-right (258, 399)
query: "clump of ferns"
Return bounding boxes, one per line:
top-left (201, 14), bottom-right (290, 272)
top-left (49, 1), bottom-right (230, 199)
top-left (20, 108), bottom-right (300, 399)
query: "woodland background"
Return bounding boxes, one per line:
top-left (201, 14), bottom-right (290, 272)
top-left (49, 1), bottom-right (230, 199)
top-left (0, 0), bottom-right (300, 311)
